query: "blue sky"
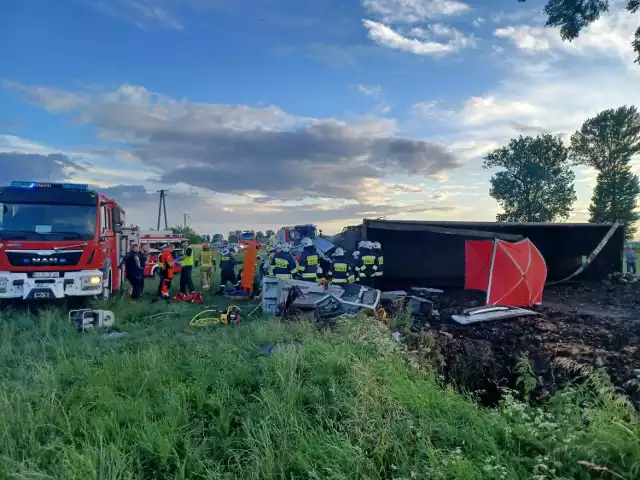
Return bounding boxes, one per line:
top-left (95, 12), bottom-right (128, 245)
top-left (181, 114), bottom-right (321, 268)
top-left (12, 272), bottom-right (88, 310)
top-left (1, 0), bottom-right (639, 235)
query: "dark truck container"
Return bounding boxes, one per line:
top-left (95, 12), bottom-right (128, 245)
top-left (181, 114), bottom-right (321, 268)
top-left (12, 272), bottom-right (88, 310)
top-left (335, 219), bottom-right (624, 288)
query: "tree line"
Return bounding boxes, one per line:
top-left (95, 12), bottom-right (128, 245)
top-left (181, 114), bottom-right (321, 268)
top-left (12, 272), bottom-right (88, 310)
top-left (484, 106), bottom-right (640, 238)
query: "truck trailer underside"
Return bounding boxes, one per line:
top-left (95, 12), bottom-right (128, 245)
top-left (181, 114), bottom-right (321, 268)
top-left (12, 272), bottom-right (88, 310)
top-left (336, 220), bottom-right (625, 289)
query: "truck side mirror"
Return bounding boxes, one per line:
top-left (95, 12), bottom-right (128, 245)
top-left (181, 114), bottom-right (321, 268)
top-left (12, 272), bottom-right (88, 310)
top-left (112, 208), bottom-right (123, 233)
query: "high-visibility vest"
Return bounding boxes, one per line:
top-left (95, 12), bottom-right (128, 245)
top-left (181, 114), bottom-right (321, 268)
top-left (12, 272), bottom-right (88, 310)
top-left (200, 251), bottom-right (213, 267)
top-left (181, 246), bottom-right (194, 267)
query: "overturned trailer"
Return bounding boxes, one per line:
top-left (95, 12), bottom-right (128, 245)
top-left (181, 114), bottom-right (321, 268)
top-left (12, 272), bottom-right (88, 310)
top-left (336, 220), bottom-right (624, 288)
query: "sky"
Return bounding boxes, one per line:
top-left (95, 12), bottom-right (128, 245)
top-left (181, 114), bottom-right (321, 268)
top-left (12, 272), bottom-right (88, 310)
top-left (1, 0), bottom-right (640, 237)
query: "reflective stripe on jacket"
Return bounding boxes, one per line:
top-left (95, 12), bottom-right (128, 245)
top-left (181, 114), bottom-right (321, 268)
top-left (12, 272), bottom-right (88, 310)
top-left (298, 247), bottom-right (320, 279)
top-left (328, 258), bottom-right (352, 284)
top-left (200, 251), bottom-right (213, 267)
top-left (181, 246), bottom-right (194, 267)
top-left (373, 251), bottom-right (384, 277)
top-left (269, 252), bottom-right (297, 277)
top-left (356, 249), bottom-right (378, 278)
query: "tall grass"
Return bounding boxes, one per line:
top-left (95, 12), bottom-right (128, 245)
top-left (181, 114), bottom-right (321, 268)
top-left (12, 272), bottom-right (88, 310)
top-left (0, 304), bottom-right (638, 479)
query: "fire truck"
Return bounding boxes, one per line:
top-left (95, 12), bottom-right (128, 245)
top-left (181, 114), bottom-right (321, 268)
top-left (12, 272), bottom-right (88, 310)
top-left (0, 181), bottom-right (138, 301)
top-left (139, 230), bottom-right (185, 277)
top-left (276, 224), bottom-right (319, 247)
top-left (238, 230), bottom-right (255, 249)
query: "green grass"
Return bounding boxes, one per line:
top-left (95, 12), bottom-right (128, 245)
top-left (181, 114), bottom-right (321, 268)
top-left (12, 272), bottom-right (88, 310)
top-left (0, 290), bottom-right (639, 478)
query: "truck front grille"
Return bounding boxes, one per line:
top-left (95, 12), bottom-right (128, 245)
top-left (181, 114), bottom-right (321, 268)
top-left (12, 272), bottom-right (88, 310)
top-left (6, 251), bottom-right (83, 267)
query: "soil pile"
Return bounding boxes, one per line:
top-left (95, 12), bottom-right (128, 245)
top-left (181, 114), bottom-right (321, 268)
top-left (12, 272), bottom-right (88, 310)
top-left (404, 283), bottom-right (640, 406)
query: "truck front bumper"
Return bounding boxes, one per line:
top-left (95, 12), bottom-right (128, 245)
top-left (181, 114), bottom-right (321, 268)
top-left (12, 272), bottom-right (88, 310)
top-left (0, 270), bottom-right (103, 300)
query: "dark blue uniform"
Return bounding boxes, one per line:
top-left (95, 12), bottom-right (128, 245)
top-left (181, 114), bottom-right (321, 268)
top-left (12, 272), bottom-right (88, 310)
top-left (328, 255), bottom-right (352, 284)
top-left (269, 251), bottom-right (298, 278)
top-left (297, 246), bottom-right (320, 281)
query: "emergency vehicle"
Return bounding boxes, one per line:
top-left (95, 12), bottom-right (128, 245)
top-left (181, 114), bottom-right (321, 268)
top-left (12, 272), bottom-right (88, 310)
top-left (138, 230), bottom-right (185, 277)
top-left (0, 181), bottom-right (138, 301)
top-left (239, 230), bottom-right (255, 248)
top-left (277, 224), bottom-right (319, 247)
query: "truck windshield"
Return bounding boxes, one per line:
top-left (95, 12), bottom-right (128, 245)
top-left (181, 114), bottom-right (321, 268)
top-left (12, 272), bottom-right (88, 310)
top-left (0, 202), bottom-right (97, 240)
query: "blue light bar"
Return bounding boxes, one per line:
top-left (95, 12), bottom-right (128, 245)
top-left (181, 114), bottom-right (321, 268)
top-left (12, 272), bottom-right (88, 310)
top-left (11, 181), bottom-right (88, 191)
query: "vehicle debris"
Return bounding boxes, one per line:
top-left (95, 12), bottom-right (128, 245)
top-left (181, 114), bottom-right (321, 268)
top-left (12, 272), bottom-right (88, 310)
top-left (69, 309), bottom-right (116, 332)
top-left (261, 277), bottom-right (380, 318)
top-left (451, 305), bottom-right (539, 325)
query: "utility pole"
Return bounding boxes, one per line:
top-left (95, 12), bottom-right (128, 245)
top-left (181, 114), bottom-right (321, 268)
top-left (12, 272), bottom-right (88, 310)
top-left (156, 190), bottom-right (169, 230)
top-left (182, 213), bottom-right (189, 227)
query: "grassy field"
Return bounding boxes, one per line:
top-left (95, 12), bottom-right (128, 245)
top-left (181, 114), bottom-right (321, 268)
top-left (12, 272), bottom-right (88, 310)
top-left (0, 267), bottom-right (639, 478)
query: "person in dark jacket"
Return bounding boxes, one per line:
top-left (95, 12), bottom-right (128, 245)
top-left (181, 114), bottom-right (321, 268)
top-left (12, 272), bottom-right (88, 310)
top-left (217, 248), bottom-right (243, 293)
top-left (136, 243), bottom-right (149, 296)
top-left (269, 244), bottom-right (298, 278)
top-left (122, 244), bottom-right (144, 299)
top-left (328, 248), bottom-right (352, 285)
top-left (297, 237), bottom-right (320, 282)
top-left (355, 241), bottom-right (378, 287)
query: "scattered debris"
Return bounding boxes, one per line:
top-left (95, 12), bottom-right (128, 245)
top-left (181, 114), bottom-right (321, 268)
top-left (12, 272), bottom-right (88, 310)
top-left (260, 342), bottom-right (302, 355)
top-left (451, 305), bottom-right (538, 325)
top-left (69, 309), bottom-right (115, 332)
top-left (381, 290), bottom-right (408, 300)
top-left (102, 331), bottom-right (128, 340)
top-left (391, 331), bottom-right (402, 341)
top-left (261, 278), bottom-right (380, 318)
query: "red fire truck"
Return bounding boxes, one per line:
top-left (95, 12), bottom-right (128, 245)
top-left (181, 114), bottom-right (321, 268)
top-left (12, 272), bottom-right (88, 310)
top-left (0, 181), bottom-right (137, 302)
top-left (139, 230), bottom-right (185, 277)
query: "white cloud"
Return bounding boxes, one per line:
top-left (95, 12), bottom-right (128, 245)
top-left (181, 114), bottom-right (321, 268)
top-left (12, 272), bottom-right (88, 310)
top-left (91, 0), bottom-right (183, 30)
top-left (362, 0), bottom-right (471, 23)
top-left (357, 84), bottom-right (383, 97)
top-left (363, 19), bottom-right (474, 56)
top-left (493, 10), bottom-right (638, 63)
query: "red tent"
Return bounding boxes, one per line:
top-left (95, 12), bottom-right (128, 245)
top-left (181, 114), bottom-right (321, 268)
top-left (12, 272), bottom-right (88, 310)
top-left (465, 240), bottom-right (493, 290)
top-left (464, 238), bottom-right (547, 307)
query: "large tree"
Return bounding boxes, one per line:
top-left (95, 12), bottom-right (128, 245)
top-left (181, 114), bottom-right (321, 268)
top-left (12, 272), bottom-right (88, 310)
top-left (483, 134), bottom-right (577, 222)
top-left (518, 0), bottom-right (640, 64)
top-left (570, 106), bottom-right (640, 238)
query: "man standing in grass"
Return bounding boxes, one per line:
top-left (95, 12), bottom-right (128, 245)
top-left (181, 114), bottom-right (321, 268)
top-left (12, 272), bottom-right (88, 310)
top-left (625, 244), bottom-right (637, 274)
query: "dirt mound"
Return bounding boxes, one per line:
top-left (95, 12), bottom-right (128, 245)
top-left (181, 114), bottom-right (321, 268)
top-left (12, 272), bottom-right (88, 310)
top-left (404, 283), bottom-right (640, 406)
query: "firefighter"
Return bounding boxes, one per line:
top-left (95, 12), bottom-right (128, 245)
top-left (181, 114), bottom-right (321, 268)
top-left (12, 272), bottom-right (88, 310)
top-left (218, 248), bottom-right (242, 293)
top-left (297, 237), bottom-right (320, 282)
top-left (328, 247), bottom-right (352, 285)
top-left (356, 241), bottom-right (377, 287)
top-left (157, 244), bottom-right (175, 299)
top-left (179, 239), bottom-right (196, 294)
top-left (198, 243), bottom-right (215, 290)
top-left (371, 241), bottom-right (383, 288)
top-left (269, 243), bottom-right (298, 278)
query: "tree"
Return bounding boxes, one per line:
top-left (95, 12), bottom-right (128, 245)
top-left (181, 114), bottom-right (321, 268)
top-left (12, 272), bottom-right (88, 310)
top-left (570, 106), bottom-right (640, 238)
top-left (265, 229), bottom-right (275, 237)
top-left (200, 234), bottom-right (211, 243)
top-left (212, 233), bottom-right (224, 242)
top-left (171, 225), bottom-right (202, 244)
top-left (256, 231), bottom-right (264, 239)
top-left (483, 134), bottom-right (577, 222)
top-left (518, 0), bottom-right (640, 64)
